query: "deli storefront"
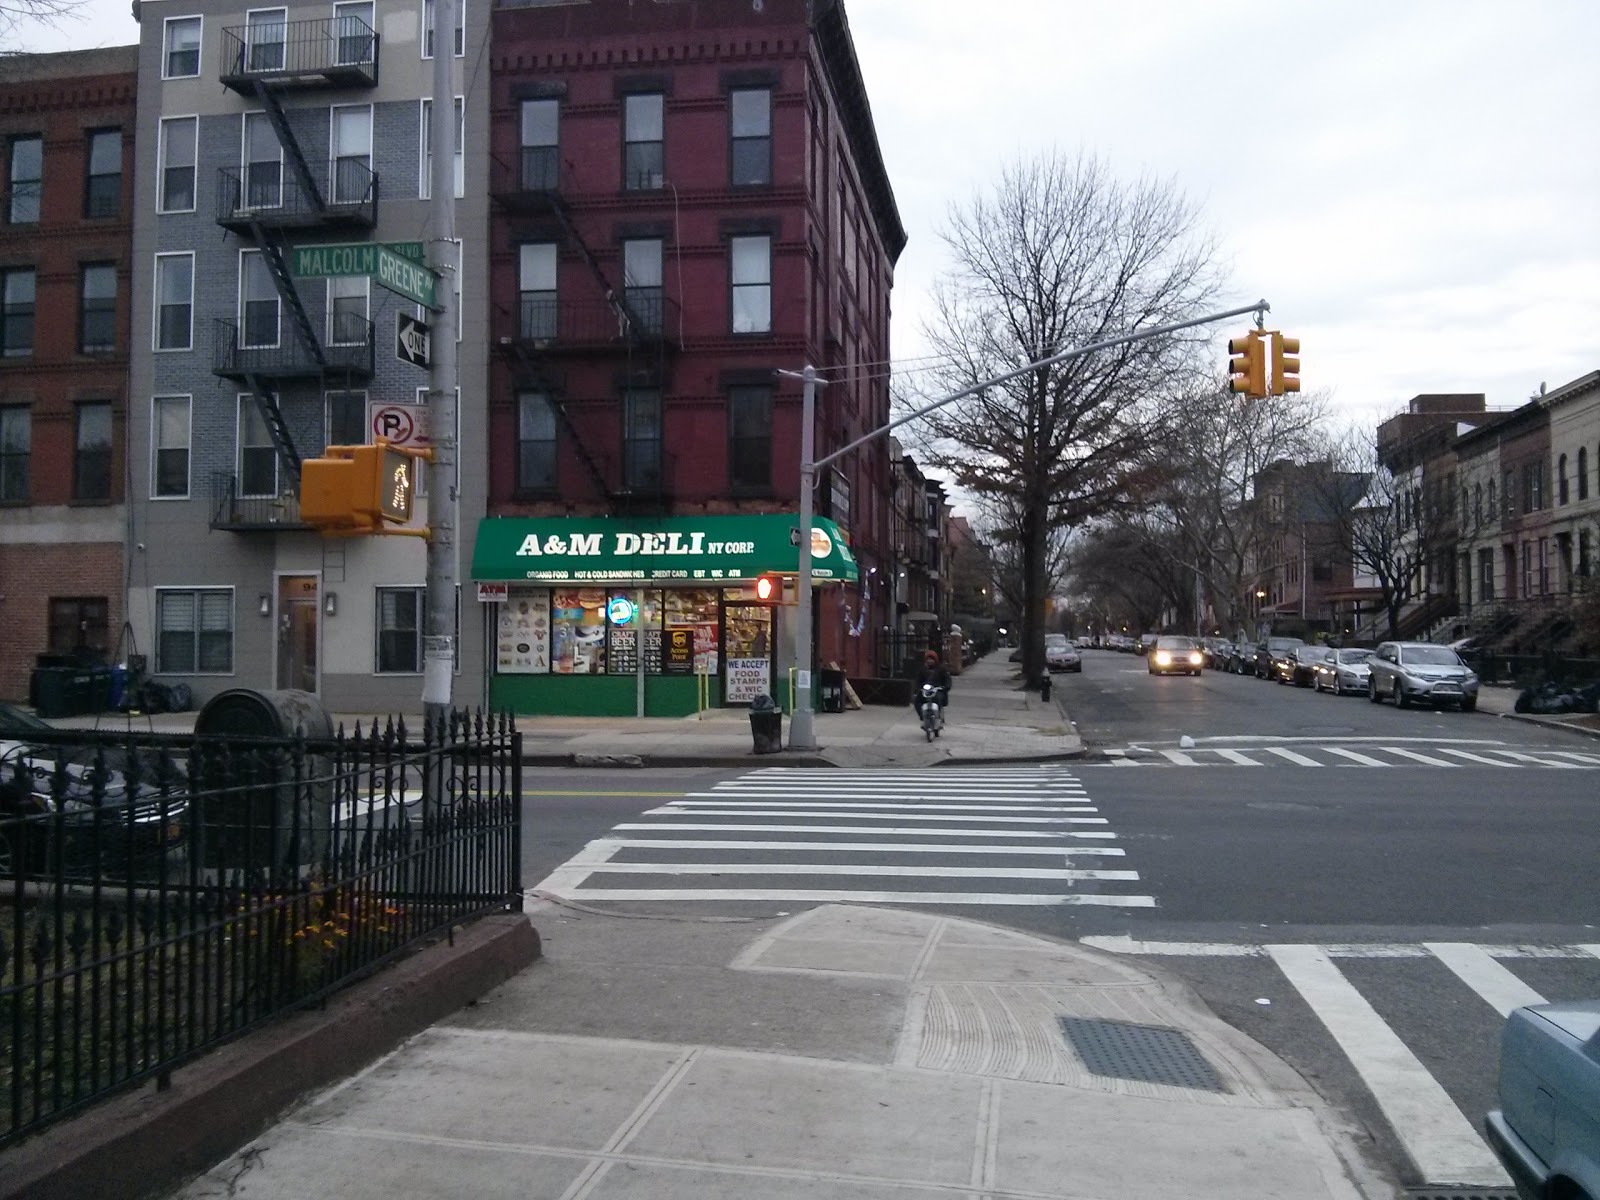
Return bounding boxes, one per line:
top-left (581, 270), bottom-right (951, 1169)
top-left (470, 515), bottom-right (857, 717)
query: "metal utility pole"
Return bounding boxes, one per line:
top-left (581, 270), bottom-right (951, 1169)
top-left (422, 0), bottom-right (460, 729)
top-left (789, 300), bottom-right (1272, 749)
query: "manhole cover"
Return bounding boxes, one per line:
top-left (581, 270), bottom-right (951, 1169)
top-left (1058, 1018), bottom-right (1225, 1092)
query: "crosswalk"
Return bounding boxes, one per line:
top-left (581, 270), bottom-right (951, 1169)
top-left (532, 767), bottom-right (1153, 909)
top-left (1106, 740), bottom-right (1600, 768)
top-left (1083, 935), bottom-right (1600, 1187)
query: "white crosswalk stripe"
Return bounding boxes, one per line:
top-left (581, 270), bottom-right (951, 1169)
top-left (1106, 741), bottom-right (1600, 768)
top-left (1083, 935), bottom-right (1600, 1188)
top-left (532, 767), bottom-right (1152, 908)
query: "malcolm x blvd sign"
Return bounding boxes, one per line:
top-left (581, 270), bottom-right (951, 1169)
top-left (470, 515), bottom-right (858, 584)
top-left (292, 241), bottom-right (437, 310)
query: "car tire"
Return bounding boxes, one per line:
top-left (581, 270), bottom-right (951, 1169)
top-left (1369, 679), bottom-right (1382, 704)
top-left (1394, 682), bottom-right (1410, 709)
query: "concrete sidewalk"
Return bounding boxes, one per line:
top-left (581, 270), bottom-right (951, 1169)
top-left (171, 903), bottom-right (1387, 1200)
top-left (44, 654), bottom-right (1083, 767)
top-left (1472, 683), bottom-right (1600, 741)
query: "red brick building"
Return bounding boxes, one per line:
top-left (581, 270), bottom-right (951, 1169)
top-left (475, 0), bottom-right (903, 715)
top-left (0, 47), bottom-right (137, 703)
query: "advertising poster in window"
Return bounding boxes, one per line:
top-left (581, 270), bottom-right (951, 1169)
top-left (724, 604), bottom-right (772, 704)
top-left (496, 588), bottom-right (550, 674)
top-left (551, 587), bottom-right (607, 674)
top-left (665, 588), bottom-right (719, 676)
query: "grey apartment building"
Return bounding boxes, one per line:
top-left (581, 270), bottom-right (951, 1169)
top-left (125, 0), bottom-right (488, 709)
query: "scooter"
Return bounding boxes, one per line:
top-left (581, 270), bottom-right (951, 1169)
top-left (919, 683), bottom-right (945, 742)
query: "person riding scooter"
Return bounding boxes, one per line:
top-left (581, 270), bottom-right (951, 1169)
top-left (913, 650), bottom-right (952, 720)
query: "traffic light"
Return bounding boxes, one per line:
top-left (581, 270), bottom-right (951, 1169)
top-left (301, 438), bottom-right (418, 533)
top-left (1227, 331), bottom-right (1266, 398)
top-left (1272, 333), bottom-right (1301, 395)
top-left (755, 574), bottom-right (778, 602)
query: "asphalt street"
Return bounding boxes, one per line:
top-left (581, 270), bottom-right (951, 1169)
top-left (521, 649), bottom-right (1600, 1190)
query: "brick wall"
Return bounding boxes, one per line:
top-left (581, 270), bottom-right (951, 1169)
top-left (0, 541), bottom-right (124, 701)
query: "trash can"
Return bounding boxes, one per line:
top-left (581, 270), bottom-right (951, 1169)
top-left (748, 694), bottom-right (784, 754)
top-left (31, 667), bottom-right (72, 718)
top-left (818, 668), bottom-right (845, 714)
top-left (87, 666), bottom-right (114, 713)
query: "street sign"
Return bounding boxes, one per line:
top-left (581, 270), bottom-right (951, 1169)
top-left (291, 241), bottom-right (436, 309)
top-left (367, 399), bottom-right (431, 450)
top-left (397, 312), bottom-right (431, 367)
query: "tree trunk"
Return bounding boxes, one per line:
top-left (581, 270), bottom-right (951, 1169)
top-left (1386, 599), bottom-right (1401, 640)
top-left (1020, 502), bottom-right (1047, 688)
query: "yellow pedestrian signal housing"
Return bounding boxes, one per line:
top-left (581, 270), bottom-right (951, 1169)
top-left (1272, 334), bottom-right (1301, 395)
top-left (1227, 331), bottom-right (1267, 398)
top-left (302, 438), bottom-right (425, 535)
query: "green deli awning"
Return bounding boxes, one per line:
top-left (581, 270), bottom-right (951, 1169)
top-left (471, 514), bottom-right (859, 584)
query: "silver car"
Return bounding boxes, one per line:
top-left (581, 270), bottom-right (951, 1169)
top-left (1313, 648), bottom-right (1375, 695)
top-left (1367, 641), bottom-right (1480, 711)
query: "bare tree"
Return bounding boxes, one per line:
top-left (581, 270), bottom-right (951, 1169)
top-left (904, 151), bottom-right (1224, 687)
top-left (1, 0), bottom-right (81, 53)
top-left (973, 492), bottom-right (1070, 629)
top-left (1069, 522), bottom-right (1189, 633)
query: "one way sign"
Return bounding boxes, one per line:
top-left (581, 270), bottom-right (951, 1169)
top-left (396, 312), bottom-right (431, 368)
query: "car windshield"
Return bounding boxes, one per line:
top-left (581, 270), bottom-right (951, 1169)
top-left (1338, 649), bottom-right (1374, 664)
top-left (1301, 647), bottom-right (1332, 661)
top-left (1156, 637), bottom-right (1197, 650)
top-left (0, 702), bottom-right (53, 735)
top-left (1401, 646), bottom-right (1463, 667)
top-left (1267, 638), bottom-right (1304, 651)
top-left (1045, 635), bottom-right (1067, 645)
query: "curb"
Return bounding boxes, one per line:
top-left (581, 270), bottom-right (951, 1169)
top-left (0, 913), bottom-right (542, 1200)
top-left (1498, 711), bottom-right (1600, 742)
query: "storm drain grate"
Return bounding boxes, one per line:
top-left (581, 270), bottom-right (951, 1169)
top-left (1057, 1017), bottom-right (1225, 1092)
top-left (1402, 1190), bottom-right (1520, 1200)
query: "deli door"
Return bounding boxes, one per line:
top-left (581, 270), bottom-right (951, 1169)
top-left (723, 605), bottom-right (773, 705)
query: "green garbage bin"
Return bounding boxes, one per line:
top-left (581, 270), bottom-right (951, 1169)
top-left (32, 667), bottom-right (71, 718)
top-left (66, 671), bottom-right (96, 716)
top-left (87, 667), bottom-right (114, 713)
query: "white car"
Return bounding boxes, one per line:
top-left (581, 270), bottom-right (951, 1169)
top-left (1045, 641), bottom-right (1081, 673)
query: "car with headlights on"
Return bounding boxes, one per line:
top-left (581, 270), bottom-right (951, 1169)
top-left (1367, 641), bottom-right (1480, 710)
top-left (1485, 999), bottom-right (1600, 1200)
top-left (1281, 644), bottom-right (1333, 687)
top-left (1148, 635), bottom-right (1204, 676)
top-left (1314, 648), bottom-right (1375, 695)
top-left (1255, 636), bottom-right (1305, 680)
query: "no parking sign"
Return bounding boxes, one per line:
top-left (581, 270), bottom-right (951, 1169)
top-left (367, 400), bottom-right (431, 450)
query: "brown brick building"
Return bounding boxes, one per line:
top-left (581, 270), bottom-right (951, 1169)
top-left (0, 47), bottom-right (137, 701)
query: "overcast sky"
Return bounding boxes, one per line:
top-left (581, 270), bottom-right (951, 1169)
top-left (14, 0), bottom-right (1600, 427)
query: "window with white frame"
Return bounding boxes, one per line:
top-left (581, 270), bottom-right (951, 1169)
top-left (84, 129), bottom-right (122, 219)
top-left (79, 263), bottom-right (117, 354)
top-left (518, 242), bottom-right (557, 340)
top-left (419, 97), bottom-right (464, 198)
top-left (1, 268), bottom-right (35, 357)
top-left (157, 588), bottom-right (233, 674)
top-left (239, 250), bottom-right (279, 347)
top-left (74, 402), bottom-right (113, 501)
top-left (516, 391), bottom-right (556, 493)
top-left (158, 116), bottom-right (197, 212)
top-left (330, 103), bottom-right (372, 205)
top-left (519, 98), bottom-right (558, 190)
top-left (242, 111), bottom-right (282, 207)
top-left (622, 237), bottom-right (662, 334)
top-left (421, 0), bottom-right (463, 58)
top-left (622, 93), bottom-right (663, 190)
top-left (327, 275), bottom-right (368, 345)
top-left (154, 253), bottom-right (193, 350)
top-left (730, 235), bottom-right (771, 334)
top-left (163, 16), bottom-right (202, 78)
top-left (332, 0), bottom-right (374, 66)
top-left (237, 395), bottom-right (277, 497)
top-left (729, 88), bottom-right (771, 186)
top-left (152, 395), bottom-right (191, 497)
top-left (7, 135), bottom-right (41, 225)
top-left (245, 8), bottom-right (287, 72)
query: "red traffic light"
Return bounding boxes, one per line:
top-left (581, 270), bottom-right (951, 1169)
top-left (756, 575), bottom-right (776, 601)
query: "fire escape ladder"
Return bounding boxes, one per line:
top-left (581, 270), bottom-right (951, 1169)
top-left (248, 217), bottom-right (326, 369)
top-left (252, 78), bottom-right (324, 212)
top-left (241, 371), bottom-right (302, 487)
top-left (505, 340), bottom-right (612, 510)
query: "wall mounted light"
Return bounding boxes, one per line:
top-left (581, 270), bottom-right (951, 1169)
top-left (324, 592), bottom-right (338, 617)
top-left (258, 594), bottom-right (271, 617)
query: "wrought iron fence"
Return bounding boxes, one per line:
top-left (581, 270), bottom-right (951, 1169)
top-left (212, 317), bottom-right (375, 381)
top-left (1, 711), bottom-right (521, 1146)
top-left (1460, 651), bottom-right (1600, 687)
top-left (219, 15), bottom-right (379, 86)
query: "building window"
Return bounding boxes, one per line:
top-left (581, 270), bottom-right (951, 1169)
top-left (1531, 461), bottom-right (1544, 510)
top-left (239, 250), bottom-right (279, 347)
top-left (519, 98), bottom-right (558, 190)
top-left (74, 402), bottom-right (113, 501)
top-left (152, 395), bottom-right (191, 498)
top-left (622, 237), bottom-right (663, 334)
top-left (331, 103), bottom-right (373, 204)
top-left (728, 385), bottom-right (771, 491)
top-left (1503, 469), bottom-right (1515, 519)
top-left (622, 388), bottom-right (661, 492)
top-left (7, 135), bottom-right (41, 225)
top-left (2, 268), bottom-right (35, 357)
top-left (518, 243), bottom-right (557, 340)
top-left (419, 97), bottom-right (464, 198)
top-left (157, 588), bottom-right (233, 674)
top-left (246, 8), bottom-right (287, 72)
top-left (376, 587), bottom-right (423, 673)
top-left (1478, 548), bottom-right (1494, 601)
top-left (1539, 537), bottom-right (1551, 594)
top-left (243, 111), bottom-right (282, 207)
top-left (1580, 447), bottom-right (1590, 501)
top-left (516, 391), bottom-right (556, 493)
top-left (48, 597), bottom-right (108, 657)
top-left (730, 235), bottom-right (772, 334)
top-left (333, 1), bottom-right (374, 66)
top-left (327, 275), bottom-right (368, 345)
top-left (623, 93), bottom-right (664, 191)
top-left (1580, 529), bottom-right (1593, 579)
top-left (79, 263), bottom-right (117, 354)
top-left (1487, 480), bottom-right (1496, 522)
top-left (1473, 482), bottom-right (1482, 527)
top-left (1558, 454), bottom-right (1569, 505)
top-left (0, 405), bottom-right (27, 502)
top-left (325, 389), bottom-right (367, 447)
top-left (237, 395), bottom-right (278, 497)
top-left (154, 253), bottom-right (193, 351)
top-left (421, 0), bottom-right (463, 58)
top-left (84, 129), bottom-right (122, 218)
top-left (157, 116), bottom-right (196, 212)
top-left (729, 88), bottom-right (771, 186)
top-left (163, 16), bottom-right (202, 78)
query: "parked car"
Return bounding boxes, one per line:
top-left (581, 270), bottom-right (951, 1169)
top-left (1486, 1000), bottom-right (1600, 1200)
top-left (0, 702), bottom-right (187, 875)
top-left (1367, 641), bottom-right (1480, 710)
top-left (1313, 648), bottom-right (1375, 695)
top-left (1227, 641), bottom-right (1258, 674)
top-left (1148, 635), bottom-right (1204, 676)
top-left (1200, 638), bottom-right (1234, 670)
top-left (1282, 645), bottom-right (1333, 687)
top-left (1045, 636), bottom-right (1082, 673)
top-left (1255, 637), bottom-right (1305, 679)
top-left (1137, 633), bottom-right (1161, 656)
top-left (1075, 636), bottom-right (1095, 649)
